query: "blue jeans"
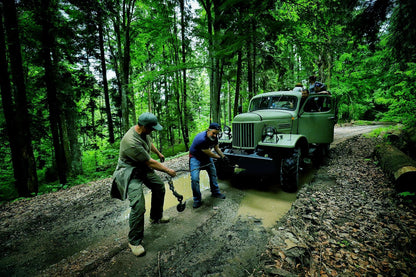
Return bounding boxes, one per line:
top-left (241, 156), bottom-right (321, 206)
top-left (189, 157), bottom-right (221, 203)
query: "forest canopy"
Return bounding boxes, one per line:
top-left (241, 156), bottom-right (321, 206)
top-left (1, 0), bottom-right (415, 201)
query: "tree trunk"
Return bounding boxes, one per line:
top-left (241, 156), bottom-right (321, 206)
top-left (113, 0), bottom-right (136, 133)
top-left (386, 127), bottom-right (416, 164)
top-left (40, 0), bottom-right (67, 185)
top-left (374, 143), bottom-right (416, 192)
top-left (1, 0), bottom-right (38, 196)
top-left (227, 80), bottom-right (231, 125)
top-left (215, 58), bottom-right (224, 124)
top-left (251, 20), bottom-right (257, 95)
top-left (180, 0), bottom-right (189, 150)
top-left (200, 0), bottom-right (215, 121)
top-left (211, 55), bottom-right (220, 123)
top-left (130, 88), bottom-right (136, 126)
top-left (171, 9), bottom-right (189, 151)
top-left (233, 49), bottom-right (242, 117)
top-left (64, 100), bottom-right (83, 175)
top-left (107, 22), bottom-right (123, 136)
top-left (210, 0), bottom-right (222, 124)
top-left (247, 33), bottom-right (253, 100)
top-left (98, 14), bottom-right (114, 143)
top-left (121, 37), bottom-right (130, 132)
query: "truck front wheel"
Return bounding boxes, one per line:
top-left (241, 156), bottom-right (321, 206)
top-left (280, 148), bottom-right (300, 192)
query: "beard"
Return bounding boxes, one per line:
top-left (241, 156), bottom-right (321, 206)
top-left (207, 134), bottom-right (216, 141)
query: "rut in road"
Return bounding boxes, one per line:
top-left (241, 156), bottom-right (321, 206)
top-left (153, 212), bottom-right (268, 276)
top-left (91, 185), bottom-right (270, 277)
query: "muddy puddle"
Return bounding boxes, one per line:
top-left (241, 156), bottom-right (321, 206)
top-left (237, 189), bottom-right (297, 227)
top-left (233, 168), bottom-right (315, 228)
top-left (138, 166), bottom-right (317, 228)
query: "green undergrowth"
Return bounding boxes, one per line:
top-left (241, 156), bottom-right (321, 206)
top-left (362, 123), bottom-right (403, 138)
top-left (0, 143), bottom-right (189, 204)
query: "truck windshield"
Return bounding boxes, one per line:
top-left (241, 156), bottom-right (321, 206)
top-left (249, 95), bottom-right (298, 112)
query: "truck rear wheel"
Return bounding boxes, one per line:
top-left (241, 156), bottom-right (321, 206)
top-left (312, 143), bottom-right (330, 168)
top-left (280, 148), bottom-right (300, 192)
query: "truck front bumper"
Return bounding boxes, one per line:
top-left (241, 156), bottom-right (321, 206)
top-left (223, 151), bottom-right (277, 174)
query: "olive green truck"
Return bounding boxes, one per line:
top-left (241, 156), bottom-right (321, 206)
top-left (216, 91), bottom-right (337, 192)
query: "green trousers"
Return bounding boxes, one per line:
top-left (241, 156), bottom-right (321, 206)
top-left (127, 171), bottom-right (165, 246)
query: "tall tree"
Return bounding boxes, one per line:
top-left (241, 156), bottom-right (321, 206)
top-left (112, 0), bottom-right (136, 133)
top-left (97, 6), bottom-right (115, 143)
top-left (179, 0), bottom-right (190, 150)
top-left (199, 0), bottom-right (217, 122)
top-left (0, 0), bottom-right (38, 196)
top-left (39, 0), bottom-right (67, 185)
top-left (233, 49), bottom-right (242, 117)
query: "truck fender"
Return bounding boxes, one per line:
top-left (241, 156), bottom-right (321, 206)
top-left (258, 134), bottom-right (308, 153)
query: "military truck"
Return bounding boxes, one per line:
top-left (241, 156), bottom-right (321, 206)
top-left (216, 91), bottom-right (337, 192)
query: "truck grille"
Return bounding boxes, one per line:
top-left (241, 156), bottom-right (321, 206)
top-left (232, 123), bottom-right (255, 149)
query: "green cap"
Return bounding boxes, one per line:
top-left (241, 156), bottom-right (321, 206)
top-left (138, 112), bottom-right (163, 131)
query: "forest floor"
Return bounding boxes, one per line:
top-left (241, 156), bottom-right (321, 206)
top-left (1, 125), bottom-right (415, 276)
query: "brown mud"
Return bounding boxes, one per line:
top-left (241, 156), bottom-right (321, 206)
top-left (1, 125), bottom-right (415, 276)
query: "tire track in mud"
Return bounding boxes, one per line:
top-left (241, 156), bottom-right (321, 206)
top-left (90, 183), bottom-right (270, 277)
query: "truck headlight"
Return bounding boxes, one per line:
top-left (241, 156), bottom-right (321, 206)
top-left (221, 125), bottom-right (232, 139)
top-left (264, 126), bottom-right (277, 138)
top-left (223, 125), bottom-right (231, 135)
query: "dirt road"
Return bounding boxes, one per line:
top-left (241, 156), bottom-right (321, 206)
top-left (1, 124), bottom-right (408, 276)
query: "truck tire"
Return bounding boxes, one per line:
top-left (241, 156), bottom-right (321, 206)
top-left (313, 143), bottom-right (330, 168)
top-left (280, 148), bottom-right (300, 192)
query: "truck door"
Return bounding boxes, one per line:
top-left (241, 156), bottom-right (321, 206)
top-left (298, 95), bottom-right (336, 144)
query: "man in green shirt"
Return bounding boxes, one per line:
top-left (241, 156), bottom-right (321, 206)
top-left (112, 112), bottom-right (176, 256)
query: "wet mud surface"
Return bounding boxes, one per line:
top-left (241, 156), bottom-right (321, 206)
top-left (1, 125), bottom-right (415, 276)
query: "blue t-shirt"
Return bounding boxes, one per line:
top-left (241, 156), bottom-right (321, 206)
top-left (189, 131), bottom-right (218, 162)
top-left (309, 81), bottom-right (327, 94)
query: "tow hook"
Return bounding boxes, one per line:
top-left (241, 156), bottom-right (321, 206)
top-left (167, 177), bottom-right (186, 212)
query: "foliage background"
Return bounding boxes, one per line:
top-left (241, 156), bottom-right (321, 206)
top-left (1, 0), bottom-right (415, 202)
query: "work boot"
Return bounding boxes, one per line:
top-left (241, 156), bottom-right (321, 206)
top-left (211, 193), bottom-right (226, 199)
top-left (128, 243), bottom-right (146, 257)
top-left (193, 201), bottom-right (202, 209)
top-left (150, 216), bottom-right (170, 224)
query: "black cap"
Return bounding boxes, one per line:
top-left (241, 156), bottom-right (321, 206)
top-left (209, 122), bottom-right (221, 131)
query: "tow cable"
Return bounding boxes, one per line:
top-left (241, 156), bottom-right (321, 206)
top-left (165, 159), bottom-right (236, 213)
top-left (165, 169), bottom-right (190, 213)
top-left (166, 176), bottom-right (186, 212)
top-left (164, 164), bottom-right (212, 213)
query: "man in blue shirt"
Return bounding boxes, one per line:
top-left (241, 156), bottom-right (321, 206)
top-left (308, 75), bottom-right (327, 94)
top-left (189, 123), bottom-right (226, 208)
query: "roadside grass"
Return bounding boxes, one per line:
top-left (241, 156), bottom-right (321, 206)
top-left (362, 123), bottom-right (403, 138)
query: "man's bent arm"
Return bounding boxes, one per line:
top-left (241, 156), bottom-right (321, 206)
top-left (146, 158), bottom-right (176, 177)
top-left (201, 148), bottom-right (224, 159)
top-left (151, 143), bottom-right (165, 162)
top-left (214, 145), bottom-right (225, 158)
